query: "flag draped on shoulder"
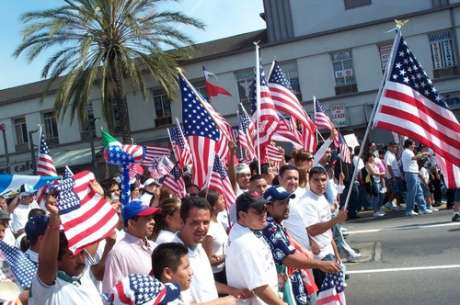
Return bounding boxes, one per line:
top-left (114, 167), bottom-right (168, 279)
top-left (0, 241), bottom-right (37, 289)
top-left (203, 66), bottom-right (232, 98)
top-left (180, 75), bottom-right (220, 189)
top-left (53, 169), bottom-right (119, 254)
top-left (373, 31), bottom-right (460, 188)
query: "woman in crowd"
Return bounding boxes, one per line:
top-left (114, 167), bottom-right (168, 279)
top-left (292, 149), bottom-right (315, 193)
top-left (364, 152), bottom-right (385, 217)
top-left (153, 198), bottom-right (183, 244)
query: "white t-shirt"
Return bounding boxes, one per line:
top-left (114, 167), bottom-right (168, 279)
top-left (401, 149), bottom-right (418, 173)
top-left (155, 230), bottom-right (177, 245)
top-left (420, 167), bottom-right (430, 185)
top-left (353, 156), bottom-right (365, 171)
top-left (172, 236), bottom-right (218, 303)
top-left (3, 226), bottom-right (16, 246)
top-left (283, 187), bottom-right (311, 250)
top-left (300, 191), bottom-right (335, 260)
top-left (10, 202), bottom-right (40, 234)
top-left (30, 272), bottom-right (104, 305)
top-left (226, 223), bottom-right (278, 305)
top-left (206, 221), bottom-right (228, 273)
top-left (384, 151), bottom-right (401, 178)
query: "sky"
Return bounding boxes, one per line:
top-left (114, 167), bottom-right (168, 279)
top-left (0, 0), bottom-right (265, 90)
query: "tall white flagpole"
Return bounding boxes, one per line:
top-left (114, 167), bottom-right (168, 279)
top-left (342, 29), bottom-right (402, 211)
top-left (254, 42), bottom-right (262, 174)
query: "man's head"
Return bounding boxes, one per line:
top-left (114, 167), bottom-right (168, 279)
top-left (57, 231), bottom-right (86, 277)
top-left (261, 163), bottom-right (276, 185)
top-left (293, 149), bottom-right (314, 171)
top-left (404, 139), bottom-right (415, 150)
top-left (0, 196), bottom-right (7, 210)
top-left (278, 164), bottom-right (299, 193)
top-left (122, 200), bottom-right (160, 239)
top-left (388, 142), bottom-right (398, 153)
top-left (264, 186), bottom-right (295, 222)
top-left (309, 166), bottom-right (328, 195)
top-left (319, 147), bottom-right (332, 166)
top-left (25, 215), bottom-right (49, 250)
top-left (248, 175), bottom-right (268, 195)
top-left (236, 192), bottom-right (267, 230)
top-left (151, 242), bottom-right (192, 291)
top-left (179, 196), bottom-right (212, 247)
top-left (108, 180), bottom-right (121, 197)
top-left (235, 163), bottom-right (251, 189)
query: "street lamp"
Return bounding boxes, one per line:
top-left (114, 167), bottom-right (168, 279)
top-left (29, 128), bottom-right (39, 174)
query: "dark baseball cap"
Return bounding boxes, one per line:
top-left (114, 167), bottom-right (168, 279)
top-left (25, 215), bottom-right (49, 243)
top-left (263, 186), bottom-right (296, 203)
top-left (122, 200), bottom-right (160, 221)
top-left (236, 192), bottom-right (268, 214)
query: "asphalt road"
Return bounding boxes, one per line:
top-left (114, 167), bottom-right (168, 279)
top-left (342, 208), bottom-right (460, 305)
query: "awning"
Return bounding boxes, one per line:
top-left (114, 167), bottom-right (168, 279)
top-left (52, 146), bottom-right (103, 168)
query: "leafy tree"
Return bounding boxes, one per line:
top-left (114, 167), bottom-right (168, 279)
top-left (14, 0), bottom-right (204, 140)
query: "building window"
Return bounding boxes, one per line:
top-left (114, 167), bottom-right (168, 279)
top-left (277, 61), bottom-right (302, 101)
top-left (152, 90), bottom-right (172, 127)
top-left (429, 30), bottom-right (458, 78)
top-left (80, 102), bottom-right (96, 139)
top-left (432, 0), bottom-right (449, 8)
top-left (378, 42), bottom-right (393, 74)
top-left (235, 68), bottom-right (255, 114)
top-left (331, 50), bottom-right (357, 95)
top-left (42, 112), bottom-right (59, 145)
top-left (344, 0), bottom-right (371, 10)
top-left (13, 117), bottom-right (28, 151)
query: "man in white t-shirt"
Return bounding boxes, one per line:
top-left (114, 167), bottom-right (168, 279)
top-left (10, 189), bottom-right (39, 235)
top-left (30, 195), bottom-right (104, 305)
top-left (401, 139), bottom-right (431, 216)
top-left (302, 166), bottom-right (347, 288)
top-left (174, 196), bottom-right (244, 305)
top-left (384, 142), bottom-right (402, 209)
top-left (226, 192), bottom-right (284, 305)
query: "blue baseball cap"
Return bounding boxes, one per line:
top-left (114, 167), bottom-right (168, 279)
top-left (263, 186), bottom-right (295, 203)
top-left (122, 200), bottom-right (160, 221)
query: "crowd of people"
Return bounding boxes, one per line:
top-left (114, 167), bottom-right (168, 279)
top-left (0, 135), bottom-right (458, 305)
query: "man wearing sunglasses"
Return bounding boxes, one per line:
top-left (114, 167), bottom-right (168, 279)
top-left (226, 192), bottom-right (284, 305)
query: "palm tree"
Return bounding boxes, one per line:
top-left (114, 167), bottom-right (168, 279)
top-left (14, 0), bottom-right (204, 141)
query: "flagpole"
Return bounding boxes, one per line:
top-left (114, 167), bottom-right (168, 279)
top-left (254, 42), bottom-right (262, 174)
top-left (343, 29), bottom-right (401, 211)
top-left (313, 96), bottom-right (320, 145)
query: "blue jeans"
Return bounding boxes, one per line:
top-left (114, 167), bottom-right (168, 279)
top-left (404, 172), bottom-right (427, 213)
top-left (370, 180), bottom-right (383, 212)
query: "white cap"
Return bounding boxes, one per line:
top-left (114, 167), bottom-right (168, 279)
top-left (235, 163), bottom-right (250, 175)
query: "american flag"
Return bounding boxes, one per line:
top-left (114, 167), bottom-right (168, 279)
top-left (314, 100), bottom-right (335, 131)
top-left (0, 241), bottom-right (37, 289)
top-left (316, 270), bottom-right (346, 305)
top-left (265, 144), bottom-right (284, 169)
top-left (337, 133), bottom-right (351, 164)
top-left (161, 165), bottom-right (187, 199)
top-left (268, 61), bottom-right (316, 132)
top-left (53, 169), bottom-right (119, 254)
top-left (373, 32), bottom-right (460, 188)
top-left (272, 116), bottom-right (303, 149)
top-left (238, 104), bottom-right (256, 162)
top-left (209, 156), bottom-right (236, 212)
top-left (141, 145), bottom-right (171, 166)
top-left (168, 125), bottom-right (192, 170)
top-left (148, 156), bottom-right (175, 180)
top-left (112, 274), bottom-right (180, 305)
top-left (251, 66), bottom-right (280, 160)
top-left (180, 75), bottom-right (220, 189)
top-left (36, 129), bottom-right (57, 206)
top-left (36, 129), bottom-right (57, 176)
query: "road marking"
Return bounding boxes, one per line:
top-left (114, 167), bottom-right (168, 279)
top-left (348, 264), bottom-right (460, 274)
top-left (348, 221), bottom-right (460, 235)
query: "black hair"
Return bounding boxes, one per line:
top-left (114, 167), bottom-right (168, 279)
top-left (261, 163), bottom-right (270, 175)
top-left (404, 139), bottom-right (414, 148)
top-left (153, 197), bottom-right (181, 239)
top-left (151, 242), bottom-right (188, 279)
top-left (28, 208), bottom-right (46, 220)
top-left (199, 189), bottom-right (219, 208)
top-left (249, 160), bottom-right (260, 175)
top-left (279, 164), bottom-right (299, 178)
top-left (180, 196), bottom-right (212, 222)
top-left (250, 174), bottom-right (264, 182)
top-left (308, 166), bottom-right (327, 179)
top-left (353, 146), bottom-right (360, 156)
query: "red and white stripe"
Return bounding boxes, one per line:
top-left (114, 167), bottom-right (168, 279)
top-left (316, 288), bottom-right (346, 305)
top-left (121, 144), bottom-right (144, 162)
top-left (272, 118), bottom-right (303, 149)
top-left (163, 175), bottom-right (187, 199)
top-left (188, 137), bottom-right (216, 189)
top-left (209, 171), bottom-right (236, 209)
top-left (36, 155), bottom-right (57, 177)
top-left (435, 155), bottom-right (460, 189)
top-left (62, 171), bottom-right (119, 254)
top-left (374, 80), bottom-right (460, 167)
top-left (141, 145), bottom-right (171, 166)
